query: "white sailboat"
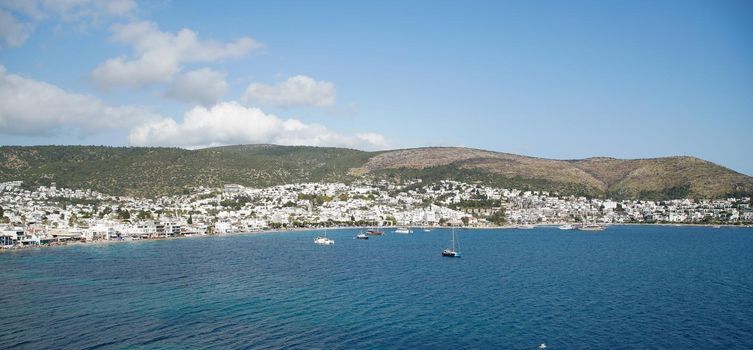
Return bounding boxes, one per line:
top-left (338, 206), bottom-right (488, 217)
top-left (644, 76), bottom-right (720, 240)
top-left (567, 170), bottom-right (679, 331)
top-left (442, 227), bottom-right (460, 257)
top-left (314, 229), bottom-right (335, 245)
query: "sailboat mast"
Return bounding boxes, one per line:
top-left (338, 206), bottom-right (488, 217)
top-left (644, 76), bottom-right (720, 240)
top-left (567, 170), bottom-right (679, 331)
top-left (451, 227), bottom-right (456, 250)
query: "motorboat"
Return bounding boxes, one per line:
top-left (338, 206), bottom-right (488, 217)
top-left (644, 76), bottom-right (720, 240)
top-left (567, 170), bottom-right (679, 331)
top-left (577, 223), bottom-right (605, 231)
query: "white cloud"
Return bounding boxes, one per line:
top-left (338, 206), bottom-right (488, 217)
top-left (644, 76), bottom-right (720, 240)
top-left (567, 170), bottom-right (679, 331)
top-left (128, 101), bottom-right (388, 150)
top-left (0, 1), bottom-right (46, 20)
top-left (92, 20), bottom-right (262, 88)
top-left (91, 53), bottom-right (177, 87)
top-left (0, 0), bottom-right (138, 47)
top-left (0, 65), bottom-right (160, 135)
top-left (103, 0), bottom-right (137, 17)
top-left (0, 9), bottom-right (32, 47)
top-left (40, 0), bottom-right (137, 21)
top-left (354, 133), bottom-right (388, 147)
top-left (165, 67), bottom-right (228, 106)
top-left (243, 75), bottom-right (336, 108)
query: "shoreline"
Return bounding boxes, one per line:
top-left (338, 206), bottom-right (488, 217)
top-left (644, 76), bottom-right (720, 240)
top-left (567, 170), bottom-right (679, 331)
top-left (2, 223), bottom-right (752, 253)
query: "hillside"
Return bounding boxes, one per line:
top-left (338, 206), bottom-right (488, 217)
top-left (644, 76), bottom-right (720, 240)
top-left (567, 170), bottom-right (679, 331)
top-left (1, 145), bottom-right (751, 199)
top-left (351, 147), bottom-right (753, 199)
top-left (0, 145), bottom-right (372, 197)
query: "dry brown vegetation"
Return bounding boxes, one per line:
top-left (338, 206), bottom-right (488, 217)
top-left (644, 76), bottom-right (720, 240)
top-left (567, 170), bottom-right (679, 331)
top-left (353, 147), bottom-right (753, 199)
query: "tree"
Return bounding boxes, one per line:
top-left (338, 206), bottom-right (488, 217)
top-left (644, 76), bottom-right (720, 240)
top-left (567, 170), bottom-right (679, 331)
top-left (270, 222), bottom-right (283, 229)
top-left (116, 208), bottom-right (131, 220)
top-left (0, 205), bottom-right (4, 218)
top-left (461, 216), bottom-right (470, 226)
top-left (487, 208), bottom-right (506, 226)
top-left (68, 213), bottom-right (78, 227)
top-left (187, 215), bottom-right (193, 224)
top-left (385, 215), bottom-right (397, 225)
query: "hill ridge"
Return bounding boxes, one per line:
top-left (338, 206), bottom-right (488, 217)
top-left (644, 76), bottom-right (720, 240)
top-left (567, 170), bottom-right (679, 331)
top-left (1, 144), bottom-right (751, 200)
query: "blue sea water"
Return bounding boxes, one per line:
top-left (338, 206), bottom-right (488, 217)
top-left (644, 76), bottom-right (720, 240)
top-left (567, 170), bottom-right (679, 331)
top-left (1, 225), bottom-right (753, 349)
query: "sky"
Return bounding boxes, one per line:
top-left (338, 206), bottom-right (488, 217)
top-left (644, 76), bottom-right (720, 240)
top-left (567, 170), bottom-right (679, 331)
top-left (1, 0), bottom-right (752, 175)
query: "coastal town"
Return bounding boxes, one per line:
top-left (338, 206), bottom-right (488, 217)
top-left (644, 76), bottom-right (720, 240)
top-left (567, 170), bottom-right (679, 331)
top-left (1, 179), bottom-right (752, 248)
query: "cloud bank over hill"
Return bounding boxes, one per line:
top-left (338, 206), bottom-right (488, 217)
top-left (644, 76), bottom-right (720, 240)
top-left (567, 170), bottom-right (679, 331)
top-left (128, 101), bottom-right (388, 150)
top-left (0, 66), bottom-right (387, 150)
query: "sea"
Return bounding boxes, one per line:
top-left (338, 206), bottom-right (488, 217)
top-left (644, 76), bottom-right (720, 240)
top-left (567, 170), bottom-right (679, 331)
top-left (1, 225), bottom-right (752, 349)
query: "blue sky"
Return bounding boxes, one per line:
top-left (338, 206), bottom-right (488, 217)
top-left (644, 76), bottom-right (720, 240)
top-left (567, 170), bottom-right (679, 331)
top-left (1, 0), bottom-right (751, 175)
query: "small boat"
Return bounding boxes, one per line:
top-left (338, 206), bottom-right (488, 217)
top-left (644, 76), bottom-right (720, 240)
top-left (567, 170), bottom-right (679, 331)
top-left (394, 227), bottom-right (413, 234)
top-left (355, 232), bottom-right (369, 240)
top-left (423, 229), bottom-right (431, 232)
top-left (314, 230), bottom-right (334, 245)
top-left (539, 343), bottom-right (547, 349)
top-left (559, 224), bottom-right (575, 230)
top-left (366, 229), bottom-right (384, 236)
top-left (577, 223), bottom-right (605, 231)
top-left (314, 236), bottom-right (335, 245)
top-left (442, 227), bottom-right (461, 257)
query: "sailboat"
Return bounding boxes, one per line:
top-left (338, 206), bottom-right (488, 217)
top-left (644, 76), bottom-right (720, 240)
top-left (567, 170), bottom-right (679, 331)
top-left (442, 227), bottom-right (461, 257)
top-left (314, 228), bottom-right (335, 245)
top-left (366, 221), bottom-right (384, 235)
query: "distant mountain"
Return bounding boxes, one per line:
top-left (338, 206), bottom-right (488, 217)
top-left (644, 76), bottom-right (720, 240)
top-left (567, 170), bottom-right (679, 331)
top-left (1, 145), bottom-right (751, 200)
